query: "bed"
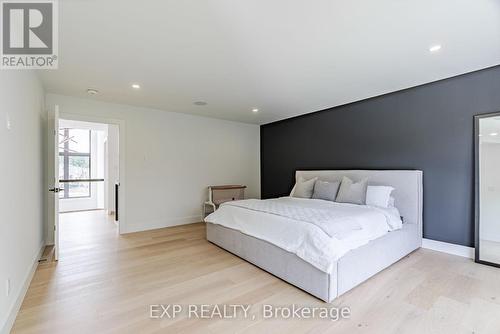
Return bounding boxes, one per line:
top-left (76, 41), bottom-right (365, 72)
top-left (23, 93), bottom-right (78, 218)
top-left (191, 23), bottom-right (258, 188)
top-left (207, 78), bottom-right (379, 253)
top-left (205, 170), bottom-right (423, 302)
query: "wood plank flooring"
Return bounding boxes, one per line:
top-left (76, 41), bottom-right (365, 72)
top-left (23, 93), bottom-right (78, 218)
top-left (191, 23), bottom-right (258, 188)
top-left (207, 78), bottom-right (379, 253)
top-left (11, 211), bottom-right (500, 333)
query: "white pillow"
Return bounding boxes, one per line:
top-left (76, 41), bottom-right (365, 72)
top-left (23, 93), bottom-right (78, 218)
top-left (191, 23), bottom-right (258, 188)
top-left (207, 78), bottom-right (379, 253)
top-left (365, 186), bottom-right (395, 208)
top-left (291, 177), bottom-right (317, 198)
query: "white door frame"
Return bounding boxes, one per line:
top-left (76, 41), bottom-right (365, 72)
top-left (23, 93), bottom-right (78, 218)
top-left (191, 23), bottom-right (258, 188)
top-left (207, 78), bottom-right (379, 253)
top-left (52, 105), bottom-right (60, 260)
top-left (55, 111), bottom-right (126, 234)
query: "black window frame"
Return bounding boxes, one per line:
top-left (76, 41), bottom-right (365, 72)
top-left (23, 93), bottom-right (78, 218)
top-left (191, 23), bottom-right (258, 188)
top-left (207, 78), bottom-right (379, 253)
top-left (59, 128), bottom-right (92, 199)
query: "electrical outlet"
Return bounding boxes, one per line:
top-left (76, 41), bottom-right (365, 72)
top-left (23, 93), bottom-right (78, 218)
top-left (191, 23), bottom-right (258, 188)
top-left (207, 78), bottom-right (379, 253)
top-left (6, 278), bottom-right (10, 297)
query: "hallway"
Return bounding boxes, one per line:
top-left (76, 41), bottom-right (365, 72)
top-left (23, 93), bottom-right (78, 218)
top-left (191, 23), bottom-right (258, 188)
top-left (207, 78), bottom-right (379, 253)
top-left (58, 211), bottom-right (118, 260)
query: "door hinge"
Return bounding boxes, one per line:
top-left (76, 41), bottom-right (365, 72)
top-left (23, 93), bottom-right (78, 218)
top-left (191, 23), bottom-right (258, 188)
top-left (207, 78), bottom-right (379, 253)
top-left (54, 225), bottom-right (56, 231)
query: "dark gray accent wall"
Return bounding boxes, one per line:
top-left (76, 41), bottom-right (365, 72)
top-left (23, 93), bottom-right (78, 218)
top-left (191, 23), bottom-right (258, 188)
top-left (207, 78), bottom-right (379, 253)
top-left (260, 65), bottom-right (500, 247)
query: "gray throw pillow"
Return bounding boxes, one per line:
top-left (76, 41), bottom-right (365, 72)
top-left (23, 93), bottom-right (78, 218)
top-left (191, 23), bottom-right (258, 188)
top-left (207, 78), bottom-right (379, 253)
top-left (312, 180), bottom-right (340, 201)
top-left (335, 176), bottom-right (368, 205)
top-left (292, 177), bottom-right (317, 198)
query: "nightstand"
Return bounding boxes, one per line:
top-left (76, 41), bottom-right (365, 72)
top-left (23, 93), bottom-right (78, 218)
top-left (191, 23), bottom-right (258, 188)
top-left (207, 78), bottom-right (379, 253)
top-left (203, 185), bottom-right (246, 217)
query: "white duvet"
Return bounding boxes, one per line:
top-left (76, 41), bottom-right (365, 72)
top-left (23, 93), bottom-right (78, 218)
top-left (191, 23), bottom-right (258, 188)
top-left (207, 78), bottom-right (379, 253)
top-left (204, 197), bottom-right (402, 274)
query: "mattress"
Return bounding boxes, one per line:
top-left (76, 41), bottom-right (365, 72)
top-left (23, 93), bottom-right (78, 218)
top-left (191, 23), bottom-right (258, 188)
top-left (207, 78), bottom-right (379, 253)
top-left (204, 197), bottom-right (401, 273)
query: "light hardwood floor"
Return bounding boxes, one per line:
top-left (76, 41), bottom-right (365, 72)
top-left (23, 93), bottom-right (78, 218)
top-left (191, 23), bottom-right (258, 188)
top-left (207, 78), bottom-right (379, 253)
top-left (11, 211), bottom-right (500, 334)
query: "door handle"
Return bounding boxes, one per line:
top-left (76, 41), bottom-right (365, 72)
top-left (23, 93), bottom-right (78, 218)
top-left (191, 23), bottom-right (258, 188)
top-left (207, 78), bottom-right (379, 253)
top-left (48, 187), bottom-right (63, 193)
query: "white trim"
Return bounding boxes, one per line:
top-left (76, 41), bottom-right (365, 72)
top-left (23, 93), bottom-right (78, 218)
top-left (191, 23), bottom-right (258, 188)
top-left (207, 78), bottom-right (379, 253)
top-left (422, 238), bottom-right (474, 259)
top-left (122, 215), bottom-right (202, 234)
top-left (1, 242), bottom-right (45, 334)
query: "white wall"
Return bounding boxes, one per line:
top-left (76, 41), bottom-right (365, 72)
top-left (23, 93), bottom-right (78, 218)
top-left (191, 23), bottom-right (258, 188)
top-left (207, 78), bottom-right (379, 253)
top-left (480, 142), bottom-right (500, 242)
top-left (45, 94), bottom-right (260, 235)
top-left (0, 72), bottom-right (45, 333)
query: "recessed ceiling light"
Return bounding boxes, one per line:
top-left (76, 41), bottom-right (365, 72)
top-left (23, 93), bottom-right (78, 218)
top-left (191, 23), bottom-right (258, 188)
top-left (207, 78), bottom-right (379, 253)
top-left (252, 108), bottom-right (259, 113)
top-left (194, 101), bottom-right (207, 106)
top-left (479, 134), bottom-right (483, 137)
top-left (131, 84), bottom-right (141, 89)
top-left (86, 88), bottom-right (99, 95)
top-left (429, 45), bottom-right (442, 53)
top-left (490, 132), bottom-right (498, 136)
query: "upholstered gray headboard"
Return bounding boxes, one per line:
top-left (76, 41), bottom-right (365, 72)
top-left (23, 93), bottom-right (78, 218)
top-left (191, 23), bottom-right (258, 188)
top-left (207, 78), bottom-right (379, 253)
top-left (295, 170), bottom-right (423, 236)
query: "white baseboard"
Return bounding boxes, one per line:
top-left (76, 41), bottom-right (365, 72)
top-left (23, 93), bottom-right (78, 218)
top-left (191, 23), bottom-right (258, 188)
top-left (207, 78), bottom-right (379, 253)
top-left (422, 238), bottom-right (475, 259)
top-left (122, 215), bottom-right (202, 234)
top-left (1, 241), bottom-right (45, 334)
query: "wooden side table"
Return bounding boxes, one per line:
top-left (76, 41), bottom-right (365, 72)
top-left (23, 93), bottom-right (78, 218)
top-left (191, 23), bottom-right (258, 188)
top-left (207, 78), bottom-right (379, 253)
top-left (203, 185), bottom-right (246, 217)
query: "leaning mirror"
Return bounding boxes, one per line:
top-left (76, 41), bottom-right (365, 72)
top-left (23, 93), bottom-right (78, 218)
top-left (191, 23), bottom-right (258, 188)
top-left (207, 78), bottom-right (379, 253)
top-left (476, 112), bottom-right (500, 267)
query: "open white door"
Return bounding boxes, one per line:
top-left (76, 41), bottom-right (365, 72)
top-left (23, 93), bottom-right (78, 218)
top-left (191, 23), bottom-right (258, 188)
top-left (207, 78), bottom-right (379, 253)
top-left (49, 105), bottom-right (61, 260)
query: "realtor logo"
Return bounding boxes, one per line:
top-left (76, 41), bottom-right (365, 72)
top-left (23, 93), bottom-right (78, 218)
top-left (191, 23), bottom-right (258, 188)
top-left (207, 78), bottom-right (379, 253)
top-left (1, 0), bottom-right (58, 69)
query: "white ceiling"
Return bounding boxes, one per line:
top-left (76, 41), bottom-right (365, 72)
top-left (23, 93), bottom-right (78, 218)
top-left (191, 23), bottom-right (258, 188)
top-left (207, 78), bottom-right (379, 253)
top-left (39, 0), bottom-right (500, 125)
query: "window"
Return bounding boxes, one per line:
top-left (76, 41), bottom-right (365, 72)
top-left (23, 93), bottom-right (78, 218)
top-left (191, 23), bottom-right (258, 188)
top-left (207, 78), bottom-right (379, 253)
top-left (58, 128), bottom-right (91, 198)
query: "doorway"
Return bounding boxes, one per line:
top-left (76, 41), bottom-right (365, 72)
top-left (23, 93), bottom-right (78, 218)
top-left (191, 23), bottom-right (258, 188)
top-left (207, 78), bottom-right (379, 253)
top-left (48, 108), bottom-right (122, 261)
